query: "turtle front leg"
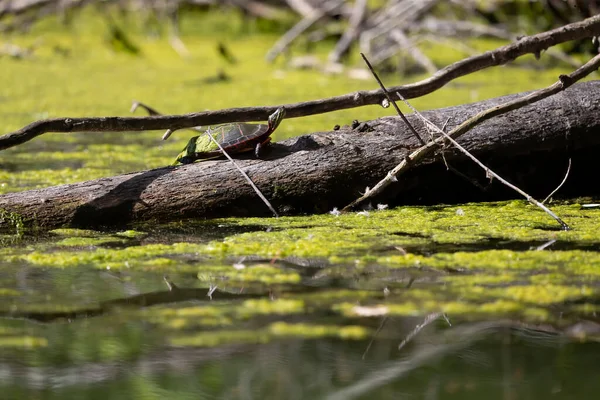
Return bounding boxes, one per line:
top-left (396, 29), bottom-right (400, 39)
top-left (255, 138), bottom-right (271, 158)
top-left (255, 142), bottom-right (262, 158)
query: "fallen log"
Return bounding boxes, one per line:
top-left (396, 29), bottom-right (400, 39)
top-left (1, 80), bottom-right (599, 230)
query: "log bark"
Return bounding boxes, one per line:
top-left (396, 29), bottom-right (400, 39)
top-left (1, 80), bottom-right (600, 231)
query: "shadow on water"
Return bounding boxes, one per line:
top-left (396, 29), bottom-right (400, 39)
top-left (143, 222), bottom-right (283, 243)
top-left (376, 238), bottom-right (600, 256)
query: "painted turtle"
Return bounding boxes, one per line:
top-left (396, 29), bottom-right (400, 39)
top-left (174, 107), bottom-right (286, 165)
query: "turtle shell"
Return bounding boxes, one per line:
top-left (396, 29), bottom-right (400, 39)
top-left (212, 122), bottom-right (271, 154)
top-left (174, 107), bottom-right (286, 165)
top-left (175, 122), bottom-right (271, 164)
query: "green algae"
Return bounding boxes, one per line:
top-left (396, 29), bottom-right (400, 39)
top-left (115, 230), bottom-right (147, 239)
top-left (203, 202), bottom-right (600, 260)
top-left (50, 228), bottom-right (108, 237)
top-left (1, 10), bottom-right (600, 357)
top-left (55, 236), bottom-right (129, 247)
top-left (239, 298), bottom-right (305, 316)
top-left (0, 209), bottom-right (24, 237)
top-left (380, 249), bottom-right (600, 273)
top-left (489, 284), bottom-right (594, 305)
top-left (7, 242), bottom-right (199, 269)
top-left (0, 336), bottom-right (48, 348)
top-left (268, 322), bottom-right (368, 340)
top-left (198, 264), bottom-right (302, 285)
top-left (4, 201), bottom-right (599, 319)
top-left (169, 322), bottom-right (369, 347)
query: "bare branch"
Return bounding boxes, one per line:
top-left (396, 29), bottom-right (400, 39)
top-left (342, 52), bottom-right (600, 212)
top-left (400, 97), bottom-right (571, 230)
top-left (542, 158), bottom-right (572, 204)
top-left (1, 15), bottom-right (600, 151)
top-left (204, 127), bottom-right (280, 218)
top-left (266, 0), bottom-right (344, 62)
top-left (328, 0), bottom-right (368, 64)
top-left (360, 53), bottom-right (425, 145)
top-left (356, 51), bottom-right (571, 229)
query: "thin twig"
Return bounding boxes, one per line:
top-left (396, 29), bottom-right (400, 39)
top-left (131, 100), bottom-right (279, 217)
top-left (266, 0), bottom-right (343, 62)
top-left (131, 100), bottom-right (202, 140)
top-left (542, 158), bottom-right (572, 204)
top-left (360, 53), bottom-right (425, 145)
top-left (327, 321), bottom-right (507, 400)
top-left (328, 0), bottom-right (368, 64)
top-left (398, 312), bottom-right (447, 351)
top-left (130, 101), bottom-right (161, 116)
top-left (343, 53), bottom-right (600, 214)
top-left (535, 239), bottom-right (557, 251)
top-left (399, 94), bottom-right (570, 230)
top-left (362, 316), bottom-right (388, 360)
top-left (2, 15), bottom-right (600, 150)
top-left (204, 127), bottom-right (280, 218)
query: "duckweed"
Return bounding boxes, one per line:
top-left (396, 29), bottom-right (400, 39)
top-left (1, 11), bottom-right (599, 356)
top-left (0, 336), bottom-right (48, 348)
top-left (169, 322), bottom-right (369, 347)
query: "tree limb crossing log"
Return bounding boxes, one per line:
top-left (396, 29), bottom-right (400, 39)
top-left (2, 14), bottom-right (600, 151)
top-left (1, 81), bottom-right (599, 230)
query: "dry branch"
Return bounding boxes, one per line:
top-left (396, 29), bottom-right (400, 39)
top-left (345, 51), bottom-right (600, 229)
top-left (1, 81), bottom-right (599, 230)
top-left (343, 53), bottom-right (600, 211)
top-left (1, 14), bottom-right (599, 151)
top-left (328, 0), bottom-right (367, 64)
top-left (265, 0), bottom-right (343, 62)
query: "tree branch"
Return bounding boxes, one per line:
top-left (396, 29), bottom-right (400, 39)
top-left (1, 14), bottom-right (599, 151)
top-left (342, 53), bottom-right (600, 211)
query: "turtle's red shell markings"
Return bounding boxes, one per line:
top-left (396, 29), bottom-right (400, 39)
top-left (174, 107), bottom-right (286, 165)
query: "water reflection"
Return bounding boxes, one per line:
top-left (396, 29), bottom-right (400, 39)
top-left (2, 323), bottom-right (599, 399)
top-left (1, 219), bottom-right (599, 399)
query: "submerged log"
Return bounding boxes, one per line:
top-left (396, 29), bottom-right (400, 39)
top-left (1, 81), bottom-right (599, 230)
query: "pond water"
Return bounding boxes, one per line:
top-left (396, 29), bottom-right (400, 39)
top-left (2, 203), bottom-right (600, 399)
top-left (1, 10), bottom-right (600, 399)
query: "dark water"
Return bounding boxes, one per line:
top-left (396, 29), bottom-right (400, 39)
top-left (2, 256), bottom-right (600, 400)
top-left (3, 321), bottom-right (600, 399)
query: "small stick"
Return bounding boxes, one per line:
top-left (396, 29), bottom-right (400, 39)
top-left (343, 53), bottom-right (600, 215)
top-left (163, 275), bottom-right (178, 291)
top-left (398, 312), bottom-right (448, 351)
top-left (162, 129), bottom-right (176, 141)
top-left (401, 99), bottom-right (570, 230)
top-left (542, 158), bottom-right (572, 204)
top-left (535, 239), bottom-right (557, 251)
top-left (131, 100), bottom-right (279, 217)
top-left (360, 53), bottom-right (426, 146)
top-left (204, 127), bottom-right (280, 218)
top-left (362, 316), bottom-right (388, 360)
top-left (3, 16), bottom-right (600, 151)
top-left (266, 0), bottom-right (343, 62)
top-left (131, 101), bottom-right (203, 140)
top-left (130, 101), bottom-right (161, 116)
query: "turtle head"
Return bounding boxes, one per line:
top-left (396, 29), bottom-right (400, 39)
top-left (173, 135), bottom-right (200, 165)
top-left (267, 107), bottom-right (286, 132)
